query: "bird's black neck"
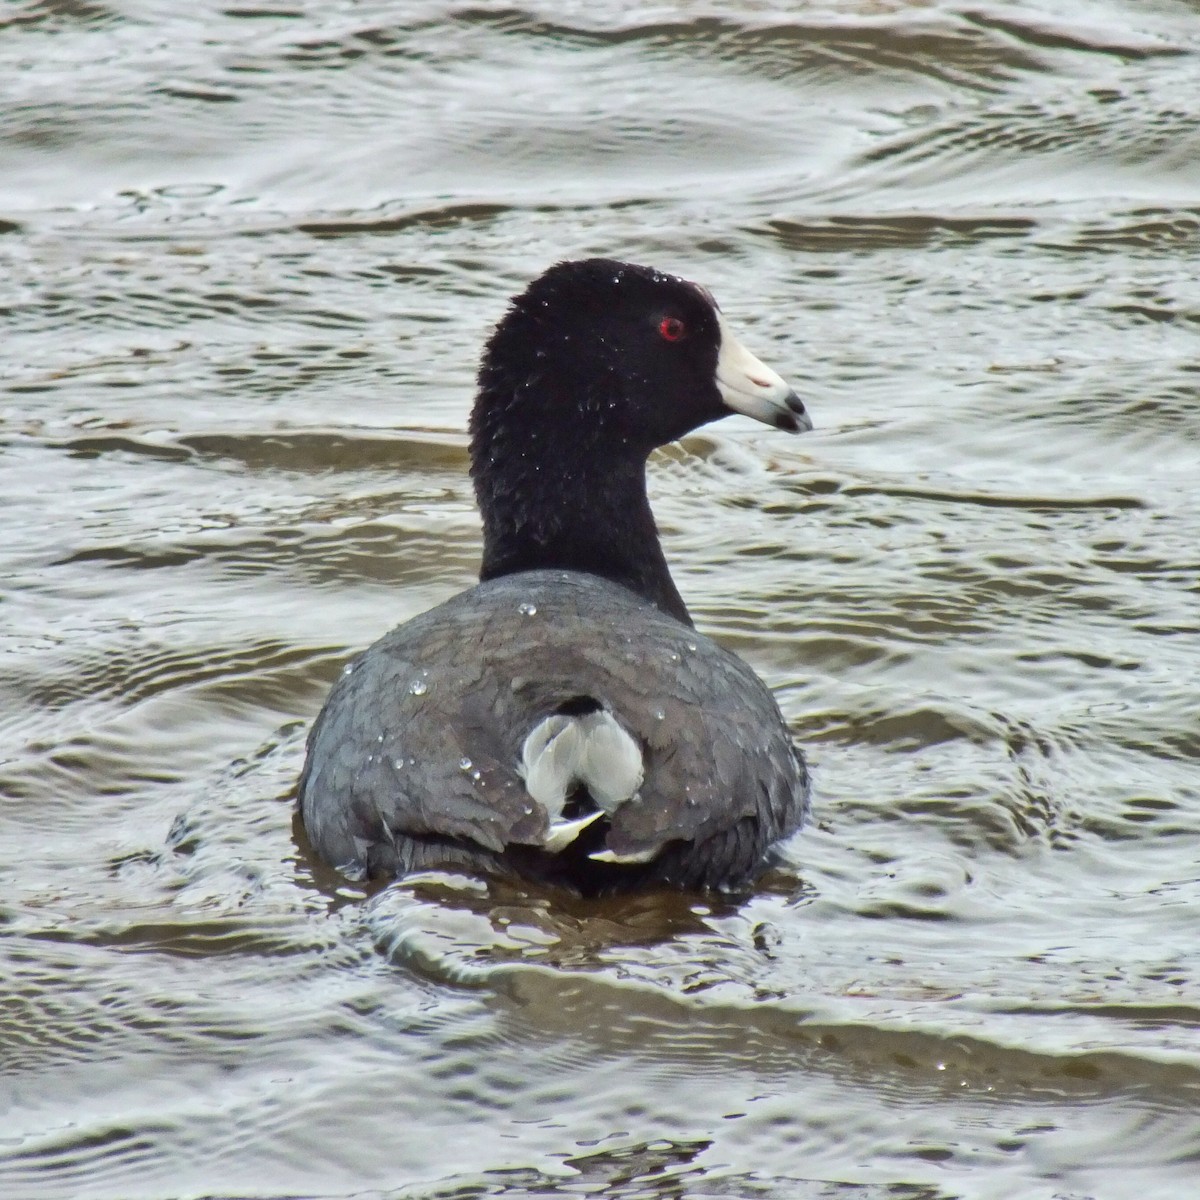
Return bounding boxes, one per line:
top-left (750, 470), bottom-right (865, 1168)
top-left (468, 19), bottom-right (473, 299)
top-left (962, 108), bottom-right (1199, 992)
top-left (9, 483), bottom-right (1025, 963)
top-left (471, 435), bottom-right (692, 626)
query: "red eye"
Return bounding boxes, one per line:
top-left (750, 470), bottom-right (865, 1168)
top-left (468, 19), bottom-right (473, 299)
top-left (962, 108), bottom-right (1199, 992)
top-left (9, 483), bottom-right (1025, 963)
top-left (658, 316), bottom-right (686, 342)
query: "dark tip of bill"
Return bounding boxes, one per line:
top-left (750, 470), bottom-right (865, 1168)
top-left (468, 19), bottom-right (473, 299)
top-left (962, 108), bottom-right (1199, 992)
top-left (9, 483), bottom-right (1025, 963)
top-left (776, 397), bottom-right (814, 434)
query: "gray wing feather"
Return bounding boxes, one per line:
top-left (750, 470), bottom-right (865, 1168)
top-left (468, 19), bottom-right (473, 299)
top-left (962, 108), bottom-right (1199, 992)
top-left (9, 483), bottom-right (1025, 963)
top-left (299, 570), bottom-right (808, 883)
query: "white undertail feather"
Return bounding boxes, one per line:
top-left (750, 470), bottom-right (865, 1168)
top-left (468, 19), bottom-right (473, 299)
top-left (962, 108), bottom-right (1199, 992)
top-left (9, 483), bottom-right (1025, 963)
top-left (519, 709), bottom-right (644, 850)
top-left (588, 844), bottom-right (659, 865)
top-left (542, 810), bottom-right (604, 853)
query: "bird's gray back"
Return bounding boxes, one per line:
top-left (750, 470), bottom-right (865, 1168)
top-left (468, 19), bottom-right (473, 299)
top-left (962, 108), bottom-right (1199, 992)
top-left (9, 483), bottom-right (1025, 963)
top-left (299, 570), bottom-right (807, 886)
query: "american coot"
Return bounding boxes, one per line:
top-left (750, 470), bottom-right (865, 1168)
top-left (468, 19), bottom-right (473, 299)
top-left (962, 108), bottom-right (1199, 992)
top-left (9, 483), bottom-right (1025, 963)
top-left (299, 259), bottom-right (812, 893)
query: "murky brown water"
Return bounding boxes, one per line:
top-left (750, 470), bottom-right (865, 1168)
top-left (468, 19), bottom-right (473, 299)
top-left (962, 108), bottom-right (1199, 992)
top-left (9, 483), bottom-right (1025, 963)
top-left (3, 1), bottom-right (1199, 1196)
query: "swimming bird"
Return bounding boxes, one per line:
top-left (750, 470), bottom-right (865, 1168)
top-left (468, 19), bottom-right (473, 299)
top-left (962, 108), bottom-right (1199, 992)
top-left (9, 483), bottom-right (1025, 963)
top-left (298, 258), bottom-right (812, 893)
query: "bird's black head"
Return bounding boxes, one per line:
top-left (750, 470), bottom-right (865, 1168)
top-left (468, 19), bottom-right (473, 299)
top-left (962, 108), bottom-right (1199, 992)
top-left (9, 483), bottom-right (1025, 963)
top-left (472, 258), bottom-right (810, 460)
top-left (469, 259), bottom-right (812, 619)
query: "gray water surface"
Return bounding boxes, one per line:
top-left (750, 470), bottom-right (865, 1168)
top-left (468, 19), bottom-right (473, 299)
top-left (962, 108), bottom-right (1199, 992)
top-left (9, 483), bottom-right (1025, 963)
top-left (2, 2), bottom-right (1199, 1197)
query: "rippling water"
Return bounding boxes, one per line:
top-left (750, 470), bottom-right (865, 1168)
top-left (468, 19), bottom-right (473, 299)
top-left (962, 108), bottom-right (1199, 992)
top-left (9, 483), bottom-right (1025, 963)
top-left (3, 1), bottom-right (1199, 1197)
